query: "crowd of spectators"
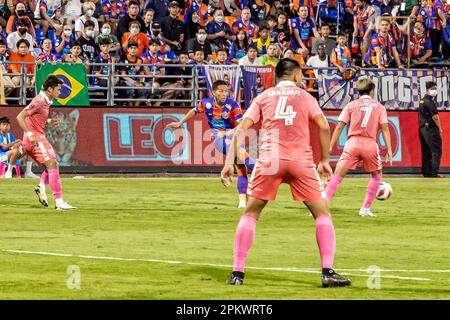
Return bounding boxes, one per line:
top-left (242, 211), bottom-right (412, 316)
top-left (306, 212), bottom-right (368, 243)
top-left (0, 0), bottom-right (450, 105)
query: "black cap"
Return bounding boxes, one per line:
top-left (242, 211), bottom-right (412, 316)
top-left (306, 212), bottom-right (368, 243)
top-left (168, 1), bottom-right (180, 7)
top-left (152, 21), bottom-right (161, 29)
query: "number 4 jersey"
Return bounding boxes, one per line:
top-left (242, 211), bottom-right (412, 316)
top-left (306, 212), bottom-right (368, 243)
top-left (244, 80), bottom-right (324, 163)
top-left (338, 95), bottom-right (388, 141)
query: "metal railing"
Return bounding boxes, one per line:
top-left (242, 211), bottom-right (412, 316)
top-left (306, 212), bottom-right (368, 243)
top-left (1, 61), bottom-right (449, 107)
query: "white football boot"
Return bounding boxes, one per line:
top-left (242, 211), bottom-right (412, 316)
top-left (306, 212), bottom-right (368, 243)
top-left (34, 185), bottom-right (49, 207)
top-left (25, 172), bottom-right (39, 179)
top-left (55, 199), bottom-right (77, 211)
top-left (238, 194), bottom-right (247, 208)
top-left (359, 208), bottom-right (376, 217)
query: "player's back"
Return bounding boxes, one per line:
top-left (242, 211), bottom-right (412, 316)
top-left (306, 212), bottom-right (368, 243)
top-left (340, 96), bottom-right (387, 141)
top-left (247, 81), bottom-right (323, 163)
top-left (25, 92), bottom-right (51, 135)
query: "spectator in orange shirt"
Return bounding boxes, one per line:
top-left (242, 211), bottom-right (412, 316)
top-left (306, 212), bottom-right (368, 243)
top-left (6, 2), bottom-right (36, 39)
top-left (8, 39), bottom-right (36, 88)
top-left (122, 20), bottom-right (150, 57)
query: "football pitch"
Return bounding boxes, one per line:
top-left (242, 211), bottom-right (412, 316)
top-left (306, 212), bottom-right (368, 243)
top-left (0, 176), bottom-right (449, 300)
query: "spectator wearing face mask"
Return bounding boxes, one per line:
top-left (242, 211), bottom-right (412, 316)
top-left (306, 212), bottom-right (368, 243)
top-left (117, 1), bottom-right (146, 43)
top-left (95, 21), bottom-right (121, 57)
top-left (186, 26), bottom-right (212, 61)
top-left (6, 19), bottom-right (34, 54)
top-left (6, 2), bottom-right (35, 39)
top-left (78, 20), bottom-right (98, 63)
top-left (122, 20), bottom-right (150, 57)
top-left (75, 2), bottom-right (100, 39)
top-left (149, 22), bottom-right (167, 52)
top-left (206, 8), bottom-right (234, 51)
top-left (400, 18), bottom-right (432, 67)
top-left (55, 21), bottom-right (76, 59)
top-left (100, 0), bottom-right (128, 35)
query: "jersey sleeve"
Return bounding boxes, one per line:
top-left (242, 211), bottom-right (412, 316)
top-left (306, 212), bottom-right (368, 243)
top-left (25, 100), bottom-right (40, 116)
top-left (338, 105), bottom-right (350, 124)
top-left (232, 102), bottom-right (243, 122)
top-left (379, 105), bottom-right (388, 124)
top-left (195, 100), bottom-right (205, 113)
top-left (306, 93), bottom-right (324, 120)
top-left (244, 97), bottom-right (262, 125)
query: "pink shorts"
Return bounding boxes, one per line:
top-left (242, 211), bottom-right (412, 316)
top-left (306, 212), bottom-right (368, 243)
top-left (247, 158), bottom-right (326, 201)
top-left (22, 133), bottom-right (56, 166)
top-left (337, 137), bottom-right (382, 172)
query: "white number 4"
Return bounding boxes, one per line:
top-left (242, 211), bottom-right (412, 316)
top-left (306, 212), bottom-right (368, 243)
top-left (275, 96), bottom-right (297, 126)
top-left (361, 106), bottom-right (373, 128)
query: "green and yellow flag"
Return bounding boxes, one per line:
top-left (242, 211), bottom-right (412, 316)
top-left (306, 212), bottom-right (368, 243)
top-left (36, 63), bottom-right (90, 106)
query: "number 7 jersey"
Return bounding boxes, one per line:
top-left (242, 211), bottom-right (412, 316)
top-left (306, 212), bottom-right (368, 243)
top-left (338, 95), bottom-right (388, 141)
top-left (243, 80), bottom-right (324, 163)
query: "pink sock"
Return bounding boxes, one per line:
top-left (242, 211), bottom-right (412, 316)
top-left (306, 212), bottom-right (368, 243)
top-left (0, 163), bottom-right (5, 177)
top-left (15, 165), bottom-right (21, 177)
top-left (315, 215), bottom-right (335, 269)
top-left (325, 174), bottom-right (343, 202)
top-left (48, 169), bottom-right (62, 199)
top-left (233, 215), bottom-right (257, 273)
top-left (362, 174), bottom-right (382, 209)
top-left (41, 169), bottom-right (49, 185)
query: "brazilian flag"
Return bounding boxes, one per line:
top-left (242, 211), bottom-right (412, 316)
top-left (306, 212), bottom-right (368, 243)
top-left (36, 63), bottom-right (90, 106)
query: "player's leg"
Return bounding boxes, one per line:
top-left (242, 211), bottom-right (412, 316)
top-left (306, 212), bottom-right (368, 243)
top-left (14, 163), bottom-right (21, 178)
top-left (228, 196), bottom-right (268, 285)
top-left (4, 146), bottom-right (24, 178)
top-left (289, 162), bottom-right (350, 287)
top-left (35, 167), bottom-right (49, 207)
top-left (235, 164), bottom-right (248, 208)
top-left (237, 146), bottom-right (255, 172)
top-left (43, 158), bottom-right (76, 210)
top-left (360, 141), bottom-right (383, 217)
top-left (304, 199), bottom-right (351, 287)
top-left (325, 166), bottom-right (349, 202)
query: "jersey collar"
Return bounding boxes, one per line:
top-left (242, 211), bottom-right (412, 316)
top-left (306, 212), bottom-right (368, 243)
top-left (39, 91), bottom-right (53, 105)
top-left (276, 80), bottom-right (297, 88)
top-left (360, 95), bottom-right (372, 99)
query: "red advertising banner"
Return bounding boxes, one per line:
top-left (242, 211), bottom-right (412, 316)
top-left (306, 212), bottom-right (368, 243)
top-left (0, 107), bottom-right (449, 172)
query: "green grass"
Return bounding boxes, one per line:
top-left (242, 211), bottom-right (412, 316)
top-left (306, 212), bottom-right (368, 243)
top-left (0, 177), bottom-right (449, 299)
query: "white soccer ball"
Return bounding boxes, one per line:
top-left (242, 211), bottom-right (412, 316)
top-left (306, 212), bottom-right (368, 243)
top-left (376, 181), bottom-right (392, 201)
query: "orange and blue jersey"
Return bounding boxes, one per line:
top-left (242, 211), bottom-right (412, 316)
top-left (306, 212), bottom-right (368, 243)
top-left (417, 3), bottom-right (444, 31)
top-left (142, 51), bottom-right (165, 73)
top-left (0, 132), bottom-right (19, 165)
top-left (331, 45), bottom-right (352, 67)
top-left (290, 17), bottom-right (315, 49)
top-left (185, 0), bottom-right (209, 26)
top-left (195, 97), bottom-right (243, 154)
top-left (353, 4), bottom-right (376, 38)
top-left (411, 34), bottom-right (432, 59)
top-left (364, 32), bottom-right (396, 67)
top-left (102, 0), bottom-right (127, 19)
top-left (232, 19), bottom-right (258, 38)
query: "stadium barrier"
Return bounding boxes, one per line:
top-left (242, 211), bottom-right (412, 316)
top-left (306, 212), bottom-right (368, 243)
top-left (0, 107), bottom-right (448, 174)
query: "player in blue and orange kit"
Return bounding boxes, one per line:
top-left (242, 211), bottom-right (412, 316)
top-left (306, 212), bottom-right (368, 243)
top-left (166, 80), bottom-right (254, 208)
top-left (0, 117), bottom-right (22, 178)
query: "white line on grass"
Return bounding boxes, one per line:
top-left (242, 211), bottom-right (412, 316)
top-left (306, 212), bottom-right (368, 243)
top-left (1, 249), bottom-right (434, 282)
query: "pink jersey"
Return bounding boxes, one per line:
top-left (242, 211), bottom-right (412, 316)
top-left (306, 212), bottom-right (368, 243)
top-left (244, 80), bottom-right (324, 162)
top-left (25, 92), bottom-right (52, 135)
top-left (338, 95), bottom-right (388, 140)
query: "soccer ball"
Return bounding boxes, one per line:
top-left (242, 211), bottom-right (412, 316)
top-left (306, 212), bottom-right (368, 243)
top-left (376, 182), bottom-right (392, 201)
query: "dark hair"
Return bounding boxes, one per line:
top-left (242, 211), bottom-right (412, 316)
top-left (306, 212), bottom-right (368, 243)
top-left (17, 18), bottom-right (29, 27)
top-left (0, 39), bottom-right (5, 46)
top-left (71, 40), bottom-right (82, 48)
top-left (234, 28), bottom-right (248, 51)
top-left (259, 24), bottom-right (269, 32)
top-left (248, 44), bottom-right (258, 52)
top-left (178, 51), bottom-right (188, 56)
top-left (128, 20), bottom-right (141, 28)
top-left (149, 38), bottom-right (160, 45)
top-left (197, 26), bottom-right (207, 33)
top-left (321, 23), bottom-right (330, 29)
top-left (128, 41), bottom-right (139, 48)
top-left (43, 75), bottom-right (63, 90)
top-left (0, 117), bottom-right (10, 124)
top-left (337, 31), bottom-right (347, 38)
top-left (276, 11), bottom-right (289, 29)
top-left (84, 20), bottom-right (95, 29)
top-left (426, 81), bottom-right (437, 90)
top-left (217, 48), bottom-right (228, 55)
top-left (16, 38), bottom-right (30, 49)
top-left (98, 38), bottom-right (112, 45)
top-left (213, 79), bottom-right (228, 91)
top-left (128, 0), bottom-right (140, 7)
top-left (275, 58), bottom-right (300, 78)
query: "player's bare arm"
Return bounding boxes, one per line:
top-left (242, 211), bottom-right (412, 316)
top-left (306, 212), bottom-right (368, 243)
top-left (166, 108), bottom-right (197, 128)
top-left (221, 117), bottom-right (254, 187)
top-left (313, 113), bottom-right (333, 180)
top-left (380, 123), bottom-right (393, 165)
top-left (329, 121), bottom-right (346, 153)
top-left (16, 108), bottom-right (37, 146)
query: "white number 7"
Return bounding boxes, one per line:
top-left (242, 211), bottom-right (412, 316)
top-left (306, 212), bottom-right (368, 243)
top-left (275, 96), bottom-right (297, 126)
top-left (361, 106), bottom-right (373, 128)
